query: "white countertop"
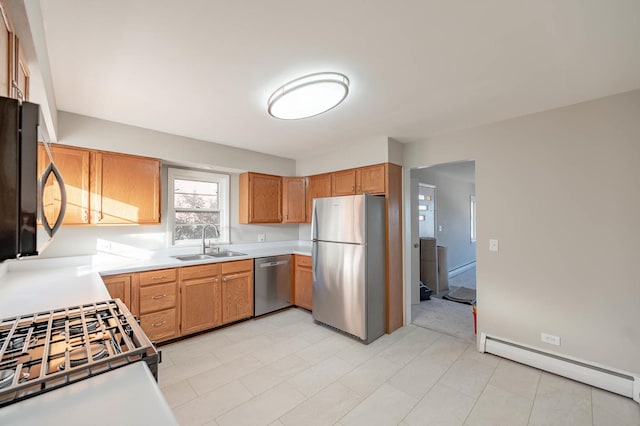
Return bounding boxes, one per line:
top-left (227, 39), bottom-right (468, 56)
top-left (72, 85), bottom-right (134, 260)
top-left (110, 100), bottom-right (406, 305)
top-left (0, 240), bottom-right (311, 420)
top-left (0, 362), bottom-right (177, 425)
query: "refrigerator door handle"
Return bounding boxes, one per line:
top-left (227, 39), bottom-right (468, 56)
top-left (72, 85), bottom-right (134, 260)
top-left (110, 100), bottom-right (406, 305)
top-left (311, 200), bottom-right (318, 241)
top-left (312, 242), bottom-right (318, 282)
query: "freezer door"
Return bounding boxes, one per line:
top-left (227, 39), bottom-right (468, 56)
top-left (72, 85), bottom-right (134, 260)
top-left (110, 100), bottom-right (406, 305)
top-left (312, 240), bottom-right (366, 340)
top-left (312, 195), bottom-right (365, 244)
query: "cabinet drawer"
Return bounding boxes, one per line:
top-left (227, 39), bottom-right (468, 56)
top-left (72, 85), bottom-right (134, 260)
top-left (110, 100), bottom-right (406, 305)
top-left (222, 259), bottom-right (253, 274)
top-left (139, 268), bottom-right (177, 286)
top-left (181, 263), bottom-right (221, 281)
top-left (296, 255), bottom-right (312, 268)
top-left (139, 282), bottom-right (177, 314)
top-left (140, 309), bottom-right (177, 342)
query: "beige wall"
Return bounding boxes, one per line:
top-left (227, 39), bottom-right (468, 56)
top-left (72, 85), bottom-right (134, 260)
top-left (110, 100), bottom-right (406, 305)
top-left (38, 113), bottom-right (299, 257)
top-left (295, 136), bottom-right (393, 176)
top-left (58, 112), bottom-right (296, 175)
top-left (404, 89), bottom-right (640, 374)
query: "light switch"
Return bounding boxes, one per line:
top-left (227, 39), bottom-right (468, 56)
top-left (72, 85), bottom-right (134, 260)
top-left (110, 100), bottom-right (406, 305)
top-left (438, 225), bottom-right (443, 232)
top-left (258, 234), bottom-right (266, 242)
top-left (489, 239), bottom-right (499, 252)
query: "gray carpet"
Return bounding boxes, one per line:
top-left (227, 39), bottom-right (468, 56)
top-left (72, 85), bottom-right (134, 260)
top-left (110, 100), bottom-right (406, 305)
top-left (443, 286), bottom-right (476, 304)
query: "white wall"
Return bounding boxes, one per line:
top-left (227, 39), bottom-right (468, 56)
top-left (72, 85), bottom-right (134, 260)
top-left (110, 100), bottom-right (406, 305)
top-left (37, 113), bottom-right (299, 258)
top-left (403, 89), bottom-right (640, 374)
top-left (412, 164), bottom-right (476, 270)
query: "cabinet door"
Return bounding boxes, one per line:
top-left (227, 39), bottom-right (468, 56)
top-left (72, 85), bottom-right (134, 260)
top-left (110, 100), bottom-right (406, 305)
top-left (181, 276), bottom-right (219, 335)
top-left (102, 274), bottom-right (132, 311)
top-left (294, 266), bottom-right (313, 311)
top-left (358, 164), bottom-right (386, 194)
top-left (306, 173), bottom-right (332, 223)
top-left (91, 152), bottom-right (161, 224)
top-left (222, 271), bottom-right (253, 324)
top-left (332, 169), bottom-right (357, 196)
top-left (140, 309), bottom-right (179, 342)
top-left (0, 8), bottom-right (11, 98)
top-left (239, 172), bottom-right (282, 223)
top-left (282, 177), bottom-right (307, 223)
top-left (38, 144), bottom-right (91, 225)
top-left (15, 43), bottom-right (28, 100)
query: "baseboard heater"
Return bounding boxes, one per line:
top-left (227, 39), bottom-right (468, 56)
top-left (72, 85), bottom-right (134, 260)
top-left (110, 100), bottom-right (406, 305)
top-left (480, 333), bottom-right (640, 404)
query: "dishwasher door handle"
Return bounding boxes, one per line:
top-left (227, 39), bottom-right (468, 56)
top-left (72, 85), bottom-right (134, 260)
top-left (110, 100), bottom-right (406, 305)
top-left (259, 260), bottom-right (289, 268)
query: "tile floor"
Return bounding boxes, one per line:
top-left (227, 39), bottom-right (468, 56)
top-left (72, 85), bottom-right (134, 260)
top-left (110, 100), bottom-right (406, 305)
top-left (158, 308), bottom-right (640, 426)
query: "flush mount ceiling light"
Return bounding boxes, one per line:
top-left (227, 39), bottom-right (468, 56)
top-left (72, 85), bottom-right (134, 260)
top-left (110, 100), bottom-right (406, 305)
top-left (268, 72), bottom-right (350, 120)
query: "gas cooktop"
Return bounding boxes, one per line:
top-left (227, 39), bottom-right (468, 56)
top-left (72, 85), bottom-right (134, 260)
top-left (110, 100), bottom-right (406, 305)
top-left (0, 299), bottom-right (159, 407)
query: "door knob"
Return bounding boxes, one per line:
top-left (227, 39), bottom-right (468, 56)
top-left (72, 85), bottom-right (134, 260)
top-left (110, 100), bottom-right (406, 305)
top-left (413, 243), bottom-right (419, 248)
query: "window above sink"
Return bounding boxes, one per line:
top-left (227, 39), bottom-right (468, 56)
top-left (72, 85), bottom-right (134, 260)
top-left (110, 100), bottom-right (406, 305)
top-left (168, 168), bottom-right (230, 246)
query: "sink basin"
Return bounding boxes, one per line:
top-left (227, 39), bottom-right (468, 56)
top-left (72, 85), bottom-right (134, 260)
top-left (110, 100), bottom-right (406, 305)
top-left (208, 251), bottom-right (247, 258)
top-left (172, 254), bottom-right (215, 261)
top-left (172, 251), bottom-right (247, 261)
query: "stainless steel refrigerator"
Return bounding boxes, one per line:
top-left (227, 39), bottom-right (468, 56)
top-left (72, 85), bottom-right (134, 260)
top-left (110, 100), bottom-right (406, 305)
top-left (311, 194), bottom-right (386, 344)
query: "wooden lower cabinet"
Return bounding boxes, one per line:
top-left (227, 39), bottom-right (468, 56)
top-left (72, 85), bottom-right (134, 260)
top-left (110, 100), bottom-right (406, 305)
top-left (102, 259), bottom-right (255, 342)
top-left (137, 268), bottom-right (180, 343)
top-left (140, 309), bottom-right (178, 342)
top-left (221, 260), bottom-right (254, 323)
top-left (180, 263), bottom-right (222, 335)
top-left (294, 255), bottom-right (312, 311)
top-left (102, 273), bottom-right (132, 311)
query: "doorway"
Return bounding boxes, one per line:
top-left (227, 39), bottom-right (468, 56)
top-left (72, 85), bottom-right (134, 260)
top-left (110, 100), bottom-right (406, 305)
top-left (409, 161), bottom-right (476, 341)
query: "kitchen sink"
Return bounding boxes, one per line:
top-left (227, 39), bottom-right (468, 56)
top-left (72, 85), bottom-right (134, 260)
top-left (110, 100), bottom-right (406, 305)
top-left (208, 251), bottom-right (247, 258)
top-left (173, 254), bottom-right (216, 261)
top-left (172, 251), bottom-right (247, 261)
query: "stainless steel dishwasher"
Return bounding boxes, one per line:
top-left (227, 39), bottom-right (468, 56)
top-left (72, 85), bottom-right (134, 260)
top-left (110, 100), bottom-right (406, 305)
top-left (254, 254), bottom-right (292, 316)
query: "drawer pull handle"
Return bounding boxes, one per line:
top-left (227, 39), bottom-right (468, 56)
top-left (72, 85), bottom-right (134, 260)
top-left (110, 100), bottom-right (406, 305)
top-left (152, 294), bottom-right (167, 300)
top-left (151, 320), bottom-right (166, 327)
top-left (151, 275), bottom-right (167, 280)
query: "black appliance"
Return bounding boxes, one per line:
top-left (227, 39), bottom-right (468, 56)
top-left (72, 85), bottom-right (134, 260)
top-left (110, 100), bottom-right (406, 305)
top-left (0, 96), bottom-right (65, 262)
top-left (0, 299), bottom-right (160, 407)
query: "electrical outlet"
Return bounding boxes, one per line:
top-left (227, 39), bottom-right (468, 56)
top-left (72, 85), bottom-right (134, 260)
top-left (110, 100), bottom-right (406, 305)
top-left (489, 239), bottom-right (499, 252)
top-left (541, 332), bottom-right (561, 346)
top-left (258, 234), bottom-right (266, 242)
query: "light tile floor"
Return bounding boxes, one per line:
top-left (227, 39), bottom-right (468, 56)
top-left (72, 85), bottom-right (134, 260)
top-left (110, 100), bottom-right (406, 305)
top-left (159, 308), bottom-right (640, 426)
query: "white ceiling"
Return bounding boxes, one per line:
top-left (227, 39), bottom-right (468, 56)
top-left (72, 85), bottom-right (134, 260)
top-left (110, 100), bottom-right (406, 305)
top-left (39, 0), bottom-right (640, 160)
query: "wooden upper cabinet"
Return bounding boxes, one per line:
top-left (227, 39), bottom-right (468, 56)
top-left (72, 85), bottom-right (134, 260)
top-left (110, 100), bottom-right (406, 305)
top-left (239, 172), bottom-right (282, 224)
top-left (282, 177), bottom-right (307, 223)
top-left (91, 152), bottom-right (161, 224)
top-left (332, 164), bottom-right (386, 197)
top-left (0, 5), bottom-right (11, 98)
top-left (0, 4), bottom-right (29, 101)
top-left (358, 163), bottom-right (386, 195)
top-left (306, 173), bottom-right (332, 223)
top-left (15, 53), bottom-right (28, 101)
top-left (38, 144), bottom-right (91, 225)
top-left (332, 169), bottom-right (357, 196)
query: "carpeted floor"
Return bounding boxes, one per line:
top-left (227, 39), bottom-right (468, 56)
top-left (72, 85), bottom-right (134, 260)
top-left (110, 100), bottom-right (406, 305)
top-left (412, 297), bottom-right (476, 343)
top-left (413, 265), bottom-right (476, 342)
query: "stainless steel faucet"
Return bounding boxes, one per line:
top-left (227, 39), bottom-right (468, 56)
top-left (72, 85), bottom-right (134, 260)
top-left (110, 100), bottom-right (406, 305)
top-left (201, 224), bottom-right (220, 254)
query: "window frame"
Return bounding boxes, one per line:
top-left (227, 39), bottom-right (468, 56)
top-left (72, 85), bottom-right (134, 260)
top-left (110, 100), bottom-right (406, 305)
top-left (470, 195), bottom-right (477, 243)
top-left (167, 168), bottom-right (230, 246)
